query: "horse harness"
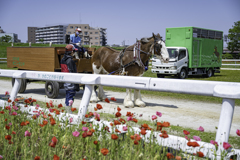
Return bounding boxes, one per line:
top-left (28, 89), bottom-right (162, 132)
top-left (109, 40), bottom-right (153, 75)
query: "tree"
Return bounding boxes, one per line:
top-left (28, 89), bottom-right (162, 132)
top-left (0, 35), bottom-right (12, 43)
top-left (227, 21), bottom-right (240, 53)
top-left (39, 38), bottom-right (44, 44)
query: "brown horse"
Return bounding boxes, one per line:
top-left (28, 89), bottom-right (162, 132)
top-left (90, 33), bottom-right (169, 108)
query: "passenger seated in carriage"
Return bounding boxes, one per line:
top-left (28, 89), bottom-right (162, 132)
top-left (70, 28), bottom-right (88, 59)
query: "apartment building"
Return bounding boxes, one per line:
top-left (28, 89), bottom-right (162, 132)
top-left (66, 24), bottom-right (107, 46)
top-left (28, 27), bottom-right (37, 43)
top-left (35, 25), bottom-right (67, 44)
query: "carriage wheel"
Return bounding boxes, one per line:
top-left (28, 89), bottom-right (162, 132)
top-left (45, 81), bottom-right (59, 98)
top-left (12, 78), bottom-right (27, 93)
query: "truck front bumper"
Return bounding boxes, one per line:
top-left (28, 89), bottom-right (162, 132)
top-left (151, 69), bottom-right (178, 75)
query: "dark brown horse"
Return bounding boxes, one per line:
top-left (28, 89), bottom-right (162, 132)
top-left (90, 33), bottom-right (169, 108)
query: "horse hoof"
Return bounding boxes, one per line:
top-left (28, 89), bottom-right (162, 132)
top-left (124, 100), bottom-right (134, 108)
top-left (134, 99), bottom-right (146, 107)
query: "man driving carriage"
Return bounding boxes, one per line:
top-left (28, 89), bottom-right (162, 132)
top-left (70, 28), bottom-right (87, 59)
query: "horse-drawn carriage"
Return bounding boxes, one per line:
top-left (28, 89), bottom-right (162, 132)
top-left (7, 46), bottom-right (95, 98)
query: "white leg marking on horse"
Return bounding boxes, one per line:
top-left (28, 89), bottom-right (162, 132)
top-left (98, 85), bottom-right (106, 101)
top-left (124, 89), bottom-right (134, 108)
top-left (134, 89), bottom-right (146, 107)
top-left (90, 85), bottom-right (98, 103)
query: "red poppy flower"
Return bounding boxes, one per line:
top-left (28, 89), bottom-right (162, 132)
top-left (58, 103), bottom-right (63, 108)
top-left (50, 103), bottom-right (54, 108)
top-left (119, 118), bottom-right (126, 124)
top-left (42, 115), bottom-right (47, 119)
top-left (62, 145), bottom-right (67, 149)
top-left (117, 107), bottom-right (121, 112)
top-left (90, 128), bottom-right (95, 133)
top-left (87, 131), bottom-right (93, 136)
top-left (88, 112), bottom-right (94, 117)
top-left (82, 132), bottom-right (88, 138)
top-left (12, 131), bottom-right (16, 134)
top-left (5, 135), bottom-right (11, 141)
top-left (28, 98), bottom-right (32, 101)
top-left (94, 107), bottom-right (98, 111)
top-left (104, 126), bottom-right (110, 132)
top-left (25, 121), bottom-right (30, 125)
top-left (32, 115), bottom-right (37, 119)
top-left (105, 98), bottom-right (110, 103)
top-left (142, 124), bottom-right (149, 129)
top-left (5, 125), bottom-right (10, 130)
top-left (0, 111), bottom-right (4, 114)
top-left (167, 153), bottom-right (174, 159)
top-left (39, 124), bottom-right (45, 127)
top-left (115, 128), bottom-right (121, 133)
top-left (101, 148), bottom-right (109, 156)
top-left (111, 97), bottom-right (117, 101)
top-left (34, 156), bottom-right (40, 160)
top-left (46, 103), bottom-right (49, 108)
top-left (126, 112), bottom-right (134, 117)
top-left (134, 140), bottom-right (139, 145)
top-left (5, 106), bottom-right (11, 110)
top-left (96, 104), bottom-right (102, 110)
top-left (187, 141), bottom-right (200, 147)
top-left (82, 121), bottom-right (87, 125)
top-left (71, 108), bottom-right (76, 112)
top-left (183, 130), bottom-right (190, 135)
top-left (5, 118), bottom-right (7, 121)
top-left (8, 99), bottom-right (12, 103)
top-left (49, 142), bottom-right (56, 148)
top-left (52, 136), bottom-right (58, 145)
top-left (115, 111), bottom-right (121, 118)
top-left (8, 141), bottom-right (13, 144)
top-left (110, 122), bottom-right (113, 126)
top-left (55, 110), bottom-right (60, 115)
top-left (20, 122), bottom-right (26, 126)
top-left (53, 154), bottom-right (60, 160)
top-left (196, 151), bottom-right (204, 157)
top-left (132, 118), bottom-right (138, 123)
top-left (24, 99), bottom-right (30, 104)
top-left (94, 141), bottom-right (98, 145)
top-left (12, 102), bottom-right (15, 106)
top-left (50, 117), bottom-right (56, 125)
top-left (114, 120), bottom-right (121, 125)
top-left (160, 132), bottom-right (169, 138)
top-left (48, 113), bottom-right (52, 117)
top-left (14, 98), bottom-right (19, 102)
top-left (141, 129), bottom-right (147, 135)
top-left (85, 114), bottom-right (89, 118)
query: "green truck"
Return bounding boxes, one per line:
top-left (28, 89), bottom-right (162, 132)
top-left (151, 26), bottom-right (223, 79)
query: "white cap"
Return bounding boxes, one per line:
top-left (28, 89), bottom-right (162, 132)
top-left (76, 28), bottom-right (81, 32)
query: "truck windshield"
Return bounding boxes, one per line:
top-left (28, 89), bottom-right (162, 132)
top-left (167, 49), bottom-right (178, 58)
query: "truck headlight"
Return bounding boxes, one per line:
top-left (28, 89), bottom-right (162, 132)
top-left (169, 66), bottom-right (177, 70)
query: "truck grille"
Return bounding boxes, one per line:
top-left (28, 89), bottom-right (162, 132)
top-left (155, 66), bottom-right (169, 69)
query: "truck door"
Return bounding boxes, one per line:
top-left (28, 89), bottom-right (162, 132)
top-left (178, 49), bottom-right (187, 68)
top-left (192, 40), bottom-right (200, 67)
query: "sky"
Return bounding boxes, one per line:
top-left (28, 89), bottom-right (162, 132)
top-left (0, 0), bottom-right (239, 47)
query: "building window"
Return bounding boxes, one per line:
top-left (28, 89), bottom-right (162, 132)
top-left (95, 42), bottom-right (98, 45)
top-left (90, 37), bottom-right (92, 39)
top-left (85, 26), bottom-right (87, 29)
top-left (70, 26), bottom-right (73, 29)
top-left (95, 37), bottom-right (98, 39)
top-left (84, 32), bottom-right (88, 35)
top-left (95, 32), bottom-right (98, 34)
top-left (68, 32), bottom-right (71, 34)
top-left (90, 32), bottom-right (92, 34)
top-left (75, 26), bottom-right (78, 29)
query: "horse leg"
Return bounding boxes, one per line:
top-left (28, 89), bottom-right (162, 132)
top-left (90, 85), bottom-right (98, 103)
top-left (98, 85), bottom-right (106, 101)
top-left (134, 89), bottom-right (146, 107)
top-left (124, 89), bottom-right (134, 108)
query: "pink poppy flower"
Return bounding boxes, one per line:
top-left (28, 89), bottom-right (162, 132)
top-left (49, 109), bottom-right (53, 112)
top-left (9, 123), bottom-right (12, 126)
top-left (223, 142), bottom-right (231, 150)
top-left (123, 126), bottom-right (128, 131)
top-left (127, 116), bottom-right (133, 121)
top-left (49, 100), bottom-right (53, 104)
top-left (93, 112), bottom-right (100, 118)
top-left (185, 135), bottom-right (190, 141)
top-left (36, 104), bottom-right (40, 108)
top-left (197, 126), bottom-right (204, 132)
top-left (69, 117), bottom-right (73, 123)
top-left (72, 131), bottom-right (80, 137)
top-left (82, 127), bottom-right (89, 132)
top-left (12, 112), bottom-right (17, 116)
top-left (210, 140), bottom-right (218, 146)
top-left (152, 115), bottom-right (157, 121)
top-left (156, 111), bottom-right (162, 117)
top-left (25, 130), bottom-right (31, 137)
top-left (69, 100), bottom-right (73, 106)
top-left (12, 105), bottom-right (18, 110)
top-left (193, 136), bottom-right (201, 141)
top-left (0, 155), bottom-right (3, 159)
top-left (236, 129), bottom-right (240, 136)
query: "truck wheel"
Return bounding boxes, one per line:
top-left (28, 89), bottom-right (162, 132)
top-left (157, 74), bottom-right (165, 78)
top-left (12, 78), bottom-right (27, 93)
top-left (45, 81), bottom-right (59, 98)
top-left (206, 68), bottom-right (213, 78)
top-left (178, 69), bottom-right (187, 79)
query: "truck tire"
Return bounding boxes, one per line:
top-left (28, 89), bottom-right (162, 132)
top-left (178, 68), bottom-right (187, 79)
top-left (157, 74), bottom-right (165, 78)
top-left (12, 78), bottom-right (27, 93)
top-left (45, 81), bottom-right (59, 98)
top-left (205, 68), bottom-right (213, 78)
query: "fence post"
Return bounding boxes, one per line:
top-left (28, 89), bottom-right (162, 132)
top-left (77, 75), bottom-right (100, 121)
top-left (9, 72), bottom-right (26, 102)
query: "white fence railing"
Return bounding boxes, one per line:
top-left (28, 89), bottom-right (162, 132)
top-left (222, 59), bottom-right (240, 67)
top-left (0, 58), bottom-right (7, 63)
top-left (0, 69), bottom-right (239, 159)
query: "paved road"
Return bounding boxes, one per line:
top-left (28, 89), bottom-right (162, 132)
top-left (0, 79), bottom-right (239, 136)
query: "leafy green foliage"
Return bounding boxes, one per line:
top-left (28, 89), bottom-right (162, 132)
top-left (0, 35), bottom-right (12, 43)
top-left (227, 21), bottom-right (240, 53)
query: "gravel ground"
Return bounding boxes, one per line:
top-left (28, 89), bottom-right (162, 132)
top-left (0, 79), bottom-right (239, 136)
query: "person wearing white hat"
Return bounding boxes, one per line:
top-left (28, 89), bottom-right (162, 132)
top-left (70, 28), bottom-right (87, 59)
